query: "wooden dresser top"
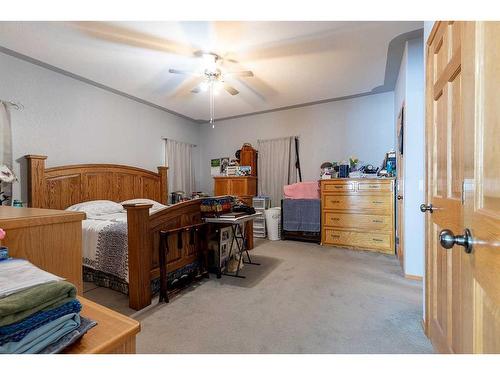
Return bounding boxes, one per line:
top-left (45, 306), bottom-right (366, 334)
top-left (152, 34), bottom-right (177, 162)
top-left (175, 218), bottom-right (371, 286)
top-left (320, 177), bottom-right (395, 182)
top-left (0, 206), bottom-right (85, 229)
top-left (213, 176), bottom-right (257, 179)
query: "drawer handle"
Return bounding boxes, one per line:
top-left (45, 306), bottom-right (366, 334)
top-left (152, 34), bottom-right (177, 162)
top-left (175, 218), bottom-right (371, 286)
top-left (330, 200), bottom-right (340, 203)
top-left (368, 185), bottom-right (380, 188)
top-left (372, 238), bottom-right (383, 242)
top-left (372, 201), bottom-right (383, 204)
top-left (372, 220), bottom-right (383, 223)
top-left (331, 234), bottom-right (340, 238)
top-left (330, 217), bottom-right (340, 221)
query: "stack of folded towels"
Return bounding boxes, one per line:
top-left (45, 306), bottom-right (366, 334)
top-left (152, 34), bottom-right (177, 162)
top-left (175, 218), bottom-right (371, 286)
top-left (0, 258), bottom-right (96, 354)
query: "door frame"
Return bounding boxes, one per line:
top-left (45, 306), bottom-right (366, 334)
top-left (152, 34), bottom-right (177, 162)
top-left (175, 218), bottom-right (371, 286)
top-left (396, 104), bottom-right (405, 268)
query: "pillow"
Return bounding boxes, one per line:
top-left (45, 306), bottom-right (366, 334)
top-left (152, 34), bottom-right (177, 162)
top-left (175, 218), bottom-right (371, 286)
top-left (66, 200), bottom-right (124, 216)
top-left (120, 198), bottom-right (168, 213)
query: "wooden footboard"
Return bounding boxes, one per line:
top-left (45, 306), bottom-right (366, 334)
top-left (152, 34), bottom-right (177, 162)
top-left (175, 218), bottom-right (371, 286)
top-left (25, 155), bottom-right (205, 311)
top-left (124, 200), bottom-right (203, 310)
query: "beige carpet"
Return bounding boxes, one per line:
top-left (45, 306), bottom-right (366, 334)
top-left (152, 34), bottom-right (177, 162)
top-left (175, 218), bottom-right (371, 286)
top-left (84, 239), bottom-right (433, 353)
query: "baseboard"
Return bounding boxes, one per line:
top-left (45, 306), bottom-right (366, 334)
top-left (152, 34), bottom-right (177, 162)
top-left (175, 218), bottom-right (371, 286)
top-left (404, 273), bottom-right (423, 281)
top-left (421, 318), bottom-right (429, 338)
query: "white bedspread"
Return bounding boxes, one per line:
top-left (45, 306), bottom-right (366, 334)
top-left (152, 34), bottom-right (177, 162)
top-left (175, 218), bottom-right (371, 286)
top-left (82, 212), bottom-right (129, 282)
top-left (72, 199), bottom-right (170, 285)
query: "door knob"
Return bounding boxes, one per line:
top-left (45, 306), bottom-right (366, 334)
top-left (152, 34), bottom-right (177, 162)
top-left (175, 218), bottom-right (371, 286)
top-left (397, 195), bottom-right (403, 200)
top-left (439, 228), bottom-right (473, 254)
top-left (420, 203), bottom-right (433, 213)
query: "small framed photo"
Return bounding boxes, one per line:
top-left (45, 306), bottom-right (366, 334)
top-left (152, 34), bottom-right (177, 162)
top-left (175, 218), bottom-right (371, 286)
top-left (220, 157), bottom-right (229, 175)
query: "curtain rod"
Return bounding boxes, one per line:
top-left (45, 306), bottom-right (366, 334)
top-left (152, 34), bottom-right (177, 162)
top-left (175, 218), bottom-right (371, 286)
top-left (0, 100), bottom-right (24, 111)
top-left (162, 137), bottom-right (197, 147)
top-left (257, 135), bottom-right (300, 142)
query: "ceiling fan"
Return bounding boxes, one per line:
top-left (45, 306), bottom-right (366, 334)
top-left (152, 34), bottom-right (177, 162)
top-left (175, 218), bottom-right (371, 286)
top-left (169, 52), bottom-right (254, 126)
top-left (169, 51), bottom-right (254, 96)
top-left (71, 22), bottom-right (287, 122)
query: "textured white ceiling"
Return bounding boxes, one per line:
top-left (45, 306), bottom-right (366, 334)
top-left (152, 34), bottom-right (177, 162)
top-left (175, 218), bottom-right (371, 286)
top-left (0, 21), bottom-right (422, 121)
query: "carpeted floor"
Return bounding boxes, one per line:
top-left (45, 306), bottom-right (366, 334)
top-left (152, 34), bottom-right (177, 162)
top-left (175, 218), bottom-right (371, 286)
top-left (84, 239), bottom-right (433, 354)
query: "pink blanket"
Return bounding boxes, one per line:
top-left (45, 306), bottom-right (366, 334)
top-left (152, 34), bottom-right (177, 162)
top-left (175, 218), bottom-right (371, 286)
top-left (284, 181), bottom-right (320, 199)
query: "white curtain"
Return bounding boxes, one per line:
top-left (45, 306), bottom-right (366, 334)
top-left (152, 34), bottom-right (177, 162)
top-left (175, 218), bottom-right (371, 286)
top-left (165, 139), bottom-right (195, 200)
top-left (0, 103), bottom-right (13, 204)
top-left (257, 136), bottom-right (298, 207)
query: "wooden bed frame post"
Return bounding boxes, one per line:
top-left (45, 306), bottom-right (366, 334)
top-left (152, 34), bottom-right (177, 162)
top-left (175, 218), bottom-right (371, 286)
top-left (123, 203), bottom-right (153, 310)
top-left (157, 166), bottom-right (168, 205)
top-left (25, 155), bottom-right (48, 208)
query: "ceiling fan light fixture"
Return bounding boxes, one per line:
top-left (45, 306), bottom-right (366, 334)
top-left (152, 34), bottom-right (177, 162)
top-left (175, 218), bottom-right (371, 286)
top-left (202, 53), bottom-right (217, 73)
top-left (199, 81), bottom-right (209, 92)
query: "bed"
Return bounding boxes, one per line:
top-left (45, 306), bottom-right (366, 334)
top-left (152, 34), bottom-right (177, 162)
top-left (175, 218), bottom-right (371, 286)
top-left (281, 182), bottom-right (321, 243)
top-left (25, 155), bottom-right (204, 310)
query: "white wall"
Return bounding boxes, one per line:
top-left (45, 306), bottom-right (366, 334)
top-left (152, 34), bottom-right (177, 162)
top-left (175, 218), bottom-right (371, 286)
top-left (394, 37), bottom-right (425, 278)
top-left (0, 51), bottom-right (201, 203)
top-left (199, 92), bottom-right (395, 194)
top-left (394, 46), bottom-right (407, 144)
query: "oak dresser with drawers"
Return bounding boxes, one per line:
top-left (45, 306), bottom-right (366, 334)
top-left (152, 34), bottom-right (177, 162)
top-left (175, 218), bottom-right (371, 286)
top-left (320, 178), bottom-right (395, 254)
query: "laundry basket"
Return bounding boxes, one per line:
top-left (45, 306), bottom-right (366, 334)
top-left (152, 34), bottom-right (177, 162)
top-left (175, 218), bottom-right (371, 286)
top-left (265, 207), bottom-right (281, 241)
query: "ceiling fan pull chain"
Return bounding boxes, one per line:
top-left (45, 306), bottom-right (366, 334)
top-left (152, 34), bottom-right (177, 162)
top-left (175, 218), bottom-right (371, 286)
top-left (209, 83), bottom-right (215, 128)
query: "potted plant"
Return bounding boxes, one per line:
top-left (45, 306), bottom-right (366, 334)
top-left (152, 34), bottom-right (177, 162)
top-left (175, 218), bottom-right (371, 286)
top-left (349, 156), bottom-right (359, 171)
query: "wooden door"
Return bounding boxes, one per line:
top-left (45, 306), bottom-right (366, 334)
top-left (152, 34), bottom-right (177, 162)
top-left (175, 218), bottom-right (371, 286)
top-left (425, 21), bottom-right (465, 353)
top-left (425, 21), bottom-right (500, 353)
top-left (460, 21), bottom-right (500, 353)
top-left (396, 106), bottom-right (405, 264)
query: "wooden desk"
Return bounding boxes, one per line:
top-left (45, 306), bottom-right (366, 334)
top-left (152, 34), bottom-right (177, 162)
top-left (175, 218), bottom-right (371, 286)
top-left (64, 297), bottom-right (140, 354)
top-left (0, 206), bottom-right (85, 293)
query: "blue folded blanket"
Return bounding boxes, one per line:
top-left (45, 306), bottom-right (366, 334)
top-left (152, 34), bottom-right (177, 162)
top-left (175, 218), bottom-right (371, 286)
top-left (39, 316), bottom-right (97, 354)
top-left (0, 313), bottom-right (80, 354)
top-left (283, 199), bottom-right (320, 232)
top-left (0, 300), bottom-right (81, 345)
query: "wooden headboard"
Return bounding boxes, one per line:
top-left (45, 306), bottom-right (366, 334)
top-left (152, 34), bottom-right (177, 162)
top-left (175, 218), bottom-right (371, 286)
top-left (25, 155), bottom-right (168, 209)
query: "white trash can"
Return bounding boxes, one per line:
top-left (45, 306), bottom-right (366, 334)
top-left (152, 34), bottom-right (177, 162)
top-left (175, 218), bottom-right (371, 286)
top-left (265, 207), bottom-right (281, 241)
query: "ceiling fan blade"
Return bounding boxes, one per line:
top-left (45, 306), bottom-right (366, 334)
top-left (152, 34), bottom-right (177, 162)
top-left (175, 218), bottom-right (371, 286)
top-left (170, 76), bottom-right (204, 98)
top-left (220, 52), bottom-right (239, 65)
top-left (168, 68), bottom-right (201, 76)
top-left (225, 71), bottom-right (254, 77)
top-left (224, 83), bottom-right (239, 96)
top-left (71, 22), bottom-right (195, 57)
top-left (193, 50), bottom-right (221, 60)
top-left (191, 87), bottom-right (200, 93)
